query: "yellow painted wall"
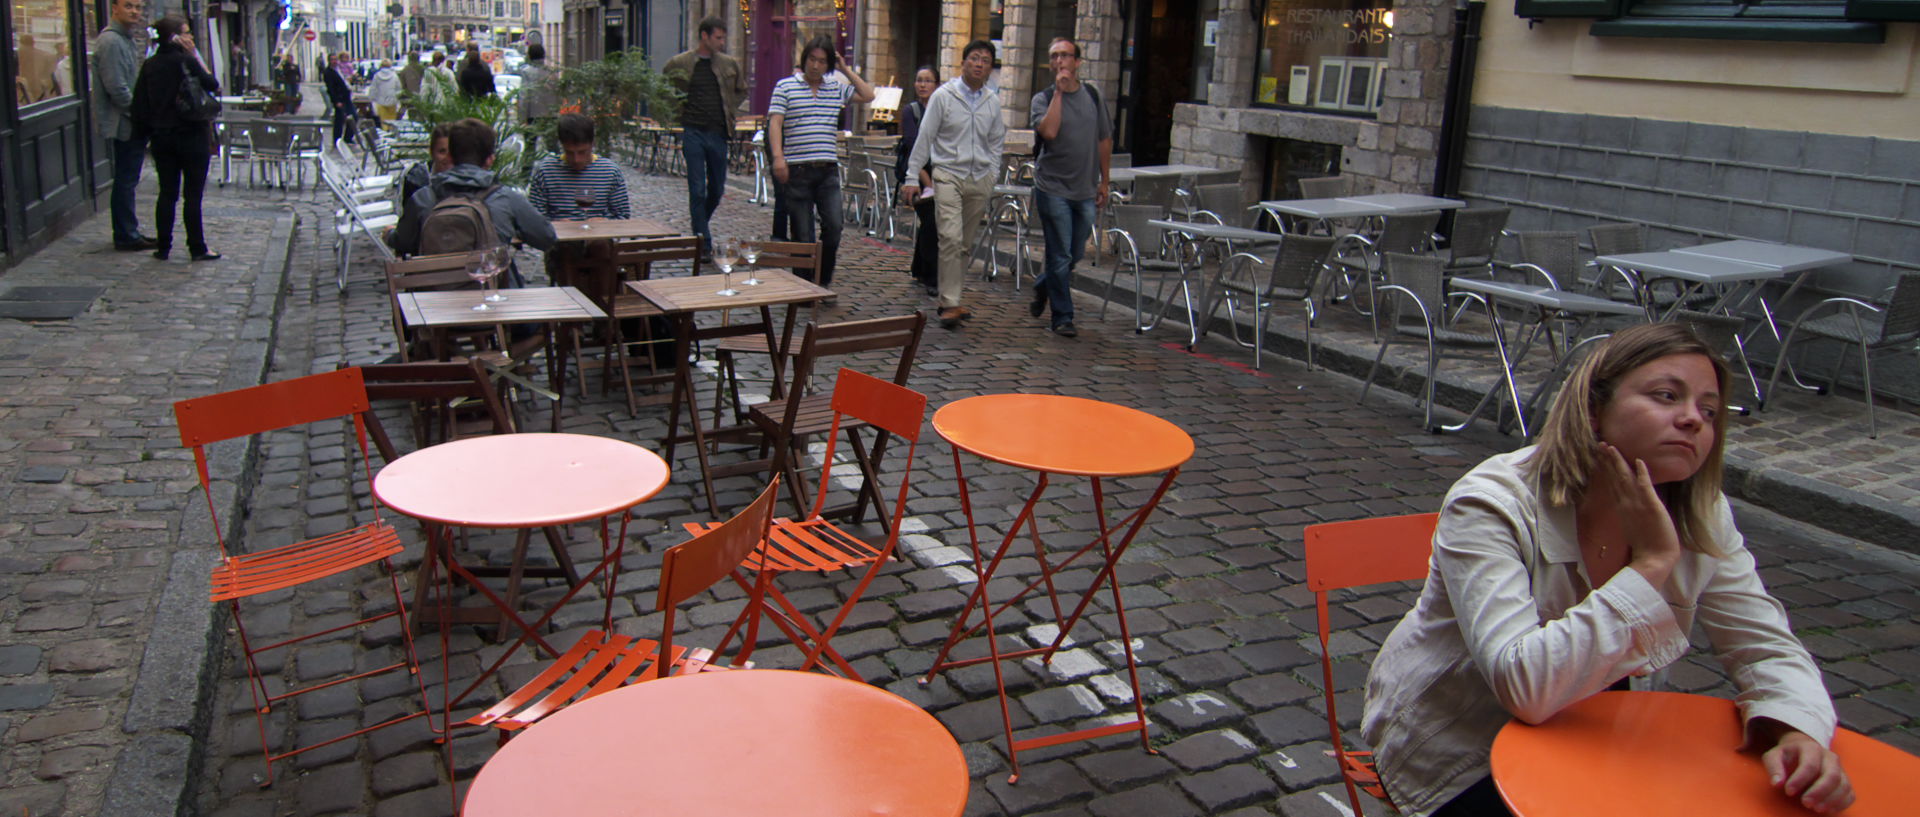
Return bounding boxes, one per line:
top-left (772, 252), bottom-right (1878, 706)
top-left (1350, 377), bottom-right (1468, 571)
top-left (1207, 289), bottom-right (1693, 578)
top-left (1476, 2), bottom-right (1920, 140)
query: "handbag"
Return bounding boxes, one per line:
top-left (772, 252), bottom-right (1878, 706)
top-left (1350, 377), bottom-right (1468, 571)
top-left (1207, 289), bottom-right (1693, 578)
top-left (175, 63), bottom-right (221, 122)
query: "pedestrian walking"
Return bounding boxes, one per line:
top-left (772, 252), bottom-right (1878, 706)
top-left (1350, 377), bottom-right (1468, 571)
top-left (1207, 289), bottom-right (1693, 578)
top-left (1361, 322), bottom-right (1856, 817)
top-left (900, 39), bottom-right (1005, 329)
top-left (458, 42), bottom-right (494, 98)
top-left (275, 52), bottom-right (300, 102)
top-left (1027, 37), bottom-right (1110, 338)
top-left (897, 65), bottom-right (940, 298)
top-left (397, 50), bottom-right (424, 97)
top-left (130, 14), bottom-right (221, 262)
top-left (515, 43), bottom-right (558, 125)
top-left (90, 0), bottom-right (154, 251)
top-left (421, 52), bottom-right (454, 103)
top-left (663, 15), bottom-right (747, 257)
top-left (369, 58), bottom-right (401, 126)
top-left (768, 37), bottom-right (875, 293)
top-left (323, 51), bottom-right (355, 147)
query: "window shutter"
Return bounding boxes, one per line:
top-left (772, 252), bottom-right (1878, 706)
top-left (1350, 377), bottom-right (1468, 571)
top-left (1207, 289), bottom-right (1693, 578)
top-left (1514, 0), bottom-right (1624, 17)
top-left (1846, 0), bottom-right (1920, 19)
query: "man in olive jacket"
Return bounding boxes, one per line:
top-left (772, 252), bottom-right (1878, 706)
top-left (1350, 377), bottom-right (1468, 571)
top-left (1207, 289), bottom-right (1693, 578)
top-left (662, 15), bottom-right (746, 255)
top-left (91, 0), bottom-right (153, 250)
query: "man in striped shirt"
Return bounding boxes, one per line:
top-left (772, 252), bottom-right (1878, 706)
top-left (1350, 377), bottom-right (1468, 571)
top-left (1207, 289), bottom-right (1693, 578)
top-left (769, 36), bottom-right (875, 291)
top-left (529, 113), bottom-right (632, 221)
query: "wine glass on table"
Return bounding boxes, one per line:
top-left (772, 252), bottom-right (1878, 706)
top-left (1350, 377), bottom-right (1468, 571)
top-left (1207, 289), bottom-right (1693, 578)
top-left (739, 240), bottom-right (762, 286)
top-left (713, 237), bottom-right (740, 297)
top-left (482, 245), bottom-right (509, 303)
top-left (574, 191), bottom-right (598, 227)
top-left (467, 254), bottom-right (492, 311)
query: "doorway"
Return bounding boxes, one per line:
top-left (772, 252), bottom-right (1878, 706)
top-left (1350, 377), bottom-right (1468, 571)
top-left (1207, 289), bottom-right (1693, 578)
top-left (1117, 0), bottom-right (1195, 165)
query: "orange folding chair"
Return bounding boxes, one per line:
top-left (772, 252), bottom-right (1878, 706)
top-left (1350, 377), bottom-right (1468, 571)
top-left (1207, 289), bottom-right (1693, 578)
top-left (173, 367), bottom-right (432, 786)
top-left (684, 368), bottom-right (928, 682)
top-left (1302, 511), bottom-right (1439, 816)
top-left (460, 477), bottom-right (782, 738)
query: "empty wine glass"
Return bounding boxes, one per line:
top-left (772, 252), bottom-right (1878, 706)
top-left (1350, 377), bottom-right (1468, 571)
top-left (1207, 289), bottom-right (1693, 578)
top-left (739, 241), bottom-right (762, 286)
top-left (482, 245), bottom-right (509, 302)
top-left (714, 237), bottom-right (740, 297)
top-left (467, 255), bottom-right (492, 311)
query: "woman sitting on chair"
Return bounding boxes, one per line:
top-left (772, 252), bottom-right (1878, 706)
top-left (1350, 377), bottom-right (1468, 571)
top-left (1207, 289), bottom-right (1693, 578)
top-left (1362, 322), bottom-right (1853, 816)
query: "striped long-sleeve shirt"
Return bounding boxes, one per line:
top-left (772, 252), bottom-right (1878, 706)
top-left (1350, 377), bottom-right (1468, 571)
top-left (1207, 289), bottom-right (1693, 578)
top-left (527, 156), bottom-right (631, 220)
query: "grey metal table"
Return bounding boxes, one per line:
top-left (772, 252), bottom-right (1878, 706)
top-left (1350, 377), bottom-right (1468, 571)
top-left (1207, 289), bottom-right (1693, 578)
top-left (1443, 278), bottom-right (1647, 436)
top-left (1256, 194), bottom-right (1464, 234)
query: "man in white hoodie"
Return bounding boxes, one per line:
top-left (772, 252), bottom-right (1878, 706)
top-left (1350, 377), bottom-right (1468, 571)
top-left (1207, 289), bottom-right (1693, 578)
top-left (900, 39), bottom-right (1006, 329)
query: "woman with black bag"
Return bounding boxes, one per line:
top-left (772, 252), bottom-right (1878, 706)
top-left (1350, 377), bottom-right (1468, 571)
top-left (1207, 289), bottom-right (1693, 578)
top-left (131, 15), bottom-right (221, 261)
top-left (898, 66), bottom-right (940, 298)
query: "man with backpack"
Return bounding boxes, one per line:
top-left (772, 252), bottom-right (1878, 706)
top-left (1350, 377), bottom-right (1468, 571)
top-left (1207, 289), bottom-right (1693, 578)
top-left (387, 117), bottom-right (555, 277)
top-left (1026, 37), bottom-right (1110, 339)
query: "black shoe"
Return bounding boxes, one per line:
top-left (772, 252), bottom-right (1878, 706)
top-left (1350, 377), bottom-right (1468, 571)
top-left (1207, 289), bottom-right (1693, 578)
top-left (191, 251), bottom-right (223, 262)
top-left (116, 237), bottom-right (158, 251)
top-left (1029, 288), bottom-right (1046, 318)
top-left (923, 283), bottom-right (939, 299)
top-left (1052, 322), bottom-right (1078, 338)
top-left (152, 249), bottom-right (170, 260)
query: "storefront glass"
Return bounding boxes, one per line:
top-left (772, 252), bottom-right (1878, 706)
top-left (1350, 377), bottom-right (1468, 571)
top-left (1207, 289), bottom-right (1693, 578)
top-left (1252, 0), bottom-right (1392, 115)
top-left (13, 0), bottom-right (75, 105)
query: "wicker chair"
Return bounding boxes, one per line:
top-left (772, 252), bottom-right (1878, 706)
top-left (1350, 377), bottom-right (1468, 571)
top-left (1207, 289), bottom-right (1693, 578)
top-left (1196, 234), bottom-right (1338, 370)
top-left (1360, 252), bottom-right (1498, 431)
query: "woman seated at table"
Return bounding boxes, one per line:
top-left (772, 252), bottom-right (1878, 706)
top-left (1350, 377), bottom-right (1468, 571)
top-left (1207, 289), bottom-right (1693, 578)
top-left (1362, 323), bottom-right (1853, 817)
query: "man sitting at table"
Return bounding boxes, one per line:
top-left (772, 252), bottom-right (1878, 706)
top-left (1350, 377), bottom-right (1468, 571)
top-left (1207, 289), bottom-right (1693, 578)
top-left (529, 113), bottom-right (631, 281)
top-left (388, 117), bottom-right (556, 279)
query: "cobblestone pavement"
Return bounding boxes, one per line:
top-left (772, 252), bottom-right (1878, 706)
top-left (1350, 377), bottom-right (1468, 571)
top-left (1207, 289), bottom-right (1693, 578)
top-left (0, 174), bottom-right (317, 816)
top-left (178, 168), bottom-right (1917, 817)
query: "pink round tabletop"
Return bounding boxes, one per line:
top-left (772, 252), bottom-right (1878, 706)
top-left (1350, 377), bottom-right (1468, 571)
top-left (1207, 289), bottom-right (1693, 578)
top-left (933, 393), bottom-right (1194, 477)
top-left (373, 433), bottom-right (669, 528)
top-left (463, 669), bottom-right (970, 817)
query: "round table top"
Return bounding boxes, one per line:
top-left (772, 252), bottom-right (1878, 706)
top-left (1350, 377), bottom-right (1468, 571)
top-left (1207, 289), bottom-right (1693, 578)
top-left (1492, 691), bottom-right (1915, 817)
top-left (932, 393), bottom-right (1193, 477)
top-left (373, 433), bottom-right (669, 528)
top-left (463, 669), bottom-right (970, 817)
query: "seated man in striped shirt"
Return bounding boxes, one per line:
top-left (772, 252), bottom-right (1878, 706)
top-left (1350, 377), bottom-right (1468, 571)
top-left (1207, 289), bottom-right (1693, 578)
top-left (529, 113), bottom-right (632, 221)
top-left (769, 36), bottom-right (875, 294)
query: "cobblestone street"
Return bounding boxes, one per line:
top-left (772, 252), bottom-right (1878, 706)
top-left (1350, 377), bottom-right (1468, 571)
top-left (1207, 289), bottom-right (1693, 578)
top-left (1, 164), bottom-right (1915, 817)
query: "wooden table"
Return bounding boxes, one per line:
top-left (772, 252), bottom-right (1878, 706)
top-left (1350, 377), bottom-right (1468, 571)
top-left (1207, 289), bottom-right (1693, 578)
top-left (395, 286), bottom-right (606, 431)
top-left (463, 669), bottom-right (969, 816)
top-left (549, 217), bottom-right (679, 243)
top-left (374, 433), bottom-right (669, 725)
top-left (1492, 691), bottom-right (1915, 817)
top-left (925, 393), bottom-right (1194, 781)
top-left (627, 269), bottom-right (834, 513)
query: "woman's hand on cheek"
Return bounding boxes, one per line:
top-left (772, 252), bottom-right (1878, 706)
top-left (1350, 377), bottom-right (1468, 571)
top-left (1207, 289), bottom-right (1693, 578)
top-left (1598, 442), bottom-right (1680, 583)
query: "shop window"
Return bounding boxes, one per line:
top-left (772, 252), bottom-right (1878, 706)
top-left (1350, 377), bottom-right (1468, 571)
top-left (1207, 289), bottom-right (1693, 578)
top-left (1251, 0), bottom-right (1392, 115)
top-left (13, 0), bottom-right (74, 106)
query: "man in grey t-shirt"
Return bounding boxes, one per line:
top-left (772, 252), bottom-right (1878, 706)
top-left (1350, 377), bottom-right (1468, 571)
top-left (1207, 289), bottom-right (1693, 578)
top-left (1027, 37), bottom-right (1111, 338)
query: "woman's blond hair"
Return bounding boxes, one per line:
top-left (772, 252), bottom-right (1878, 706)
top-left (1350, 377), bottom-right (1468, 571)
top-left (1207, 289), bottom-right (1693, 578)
top-left (1524, 322), bottom-right (1732, 554)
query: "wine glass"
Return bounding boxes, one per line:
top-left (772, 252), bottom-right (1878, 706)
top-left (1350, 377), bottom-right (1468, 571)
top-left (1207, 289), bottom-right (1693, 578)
top-left (482, 245), bottom-right (509, 302)
top-left (467, 255), bottom-right (492, 311)
top-left (713, 237), bottom-right (740, 297)
top-left (739, 241), bottom-right (762, 286)
top-left (574, 191), bottom-right (597, 227)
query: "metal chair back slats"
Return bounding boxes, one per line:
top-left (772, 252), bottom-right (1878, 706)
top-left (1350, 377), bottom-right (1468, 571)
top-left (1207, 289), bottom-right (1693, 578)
top-left (1878, 273), bottom-right (1920, 343)
top-left (1587, 222), bottom-right (1646, 256)
top-left (1511, 231), bottom-right (1580, 288)
top-left (1296, 175), bottom-right (1346, 199)
top-left (1442, 206), bottom-right (1510, 271)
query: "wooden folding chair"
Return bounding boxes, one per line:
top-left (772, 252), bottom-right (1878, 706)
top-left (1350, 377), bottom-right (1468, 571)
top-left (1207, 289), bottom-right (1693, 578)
top-left (685, 369), bottom-right (929, 682)
top-left (357, 358), bottom-right (517, 454)
top-left (1302, 511), bottom-right (1438, 817)
top-left (567, 235), bottom-right (702, 416)
top-left (384, 251), bottom-right (489, 364)
top-left (461, 477), bottom-right (782, 739)
top-left (173, 368), bottom-right (432, 786)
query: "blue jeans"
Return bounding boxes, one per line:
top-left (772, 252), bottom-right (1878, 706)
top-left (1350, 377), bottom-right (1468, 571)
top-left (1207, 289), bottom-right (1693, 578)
top-left (108, 135), bottom-right (147, 245)
top-left (1033, 189), bottom-right (1095, 327)
top-left (681, 127), bottom-right (728, 249)
top-left (783, 162), bottom-right (842, 287)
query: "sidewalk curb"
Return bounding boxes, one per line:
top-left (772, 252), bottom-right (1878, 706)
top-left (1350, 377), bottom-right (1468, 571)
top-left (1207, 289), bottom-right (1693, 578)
top-left (101, 212), bottom-right (300, 817)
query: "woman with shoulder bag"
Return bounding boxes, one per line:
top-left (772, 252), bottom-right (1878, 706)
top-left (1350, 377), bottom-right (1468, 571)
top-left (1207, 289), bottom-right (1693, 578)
top-left (130, 15), bottom-right (221, 261)
top-left (898, 66), bottom-right (940, 298)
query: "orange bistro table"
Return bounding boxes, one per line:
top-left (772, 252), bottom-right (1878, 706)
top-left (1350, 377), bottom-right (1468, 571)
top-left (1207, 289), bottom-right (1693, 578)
top-left (1492, 691), bottom-right (1918, 817)
top-left (925, 393), bottom-right (1194, 781)
top-left (372, 433), bottom-right (669, 725)
top-left (462, 669), bottom-right (970, 816)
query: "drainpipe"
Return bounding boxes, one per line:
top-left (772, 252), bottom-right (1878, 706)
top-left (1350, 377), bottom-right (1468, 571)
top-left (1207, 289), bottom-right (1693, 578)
top-left (1432, 0), bottom-right (1484, 199)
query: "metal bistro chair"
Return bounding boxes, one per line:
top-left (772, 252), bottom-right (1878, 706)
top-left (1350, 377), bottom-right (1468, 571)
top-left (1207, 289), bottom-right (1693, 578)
top-left (1191, 183), bottom-right (1252, 228)
top-left (1303, 512), bottom-right (1439, 817)
top-left (1764, 273), bottom-right (1920, 438)
top-left (1330, 210), bottom-right (1441, 334)
top-left (1195, 234), bottom-right (1337, 370)
top-left (1433, 206), bottom-right (1509, 281)
top-left (1360, 252), bottom-right (1498, 432)
top-left (1102, 203), bottom-right (1198, 334)
top-left (1584, 221), bottom-right (1648, 302)
top-left (1296, 175), bottom-right (1347, 199)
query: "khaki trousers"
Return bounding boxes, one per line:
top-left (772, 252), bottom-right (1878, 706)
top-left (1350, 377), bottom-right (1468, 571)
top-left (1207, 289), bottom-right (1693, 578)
top-left (932, 169), bottom-right (994, 309)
